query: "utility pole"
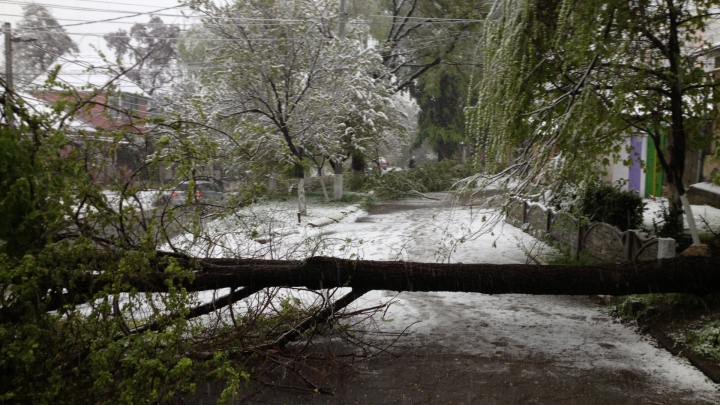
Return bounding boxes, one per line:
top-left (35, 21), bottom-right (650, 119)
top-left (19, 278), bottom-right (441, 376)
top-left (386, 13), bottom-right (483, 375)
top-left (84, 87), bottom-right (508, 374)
top-left (333, 0), bottom-right (349, 200)
top-left (338, 0), bottom-right (347, 39)
top-left (4, 22), bottom-right (13, 127)
top-left (3, 22), bottom-right (37, 127)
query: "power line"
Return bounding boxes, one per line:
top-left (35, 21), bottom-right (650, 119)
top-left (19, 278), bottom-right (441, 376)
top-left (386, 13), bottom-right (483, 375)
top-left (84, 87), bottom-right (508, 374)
top-left (0, 0), bottom-right (188, 17)
top-left (0, 4), bottom-right (188, 30)
top-left (0, 13), bottom-right (182, 27)
top-left (78, 0), bottom-right (180, 9)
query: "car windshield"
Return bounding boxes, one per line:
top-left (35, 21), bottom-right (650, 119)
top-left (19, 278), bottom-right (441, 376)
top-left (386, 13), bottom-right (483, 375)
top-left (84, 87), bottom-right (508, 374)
top-left (197, 182), bottom-right (221, 192)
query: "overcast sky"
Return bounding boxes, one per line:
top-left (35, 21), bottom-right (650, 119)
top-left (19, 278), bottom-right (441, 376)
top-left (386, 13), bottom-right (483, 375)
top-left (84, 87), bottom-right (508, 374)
top-left (1, 0), bottom-right (202, 63)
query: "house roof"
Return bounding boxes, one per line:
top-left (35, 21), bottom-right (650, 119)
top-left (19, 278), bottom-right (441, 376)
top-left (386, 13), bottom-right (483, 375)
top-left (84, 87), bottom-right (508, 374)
top-left (16, 91), bottom-right (96, 133)
top-left (32, 59), bottom-right (149, 97)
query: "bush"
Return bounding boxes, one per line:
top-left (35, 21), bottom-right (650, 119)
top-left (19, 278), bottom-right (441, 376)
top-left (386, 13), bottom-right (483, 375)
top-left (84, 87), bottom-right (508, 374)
top-left (349, 160), bottom-right (475, 200)
top-left (652, 199), bottom-right (693, 251)
top-left (576, 180), bottom-right (645, 231)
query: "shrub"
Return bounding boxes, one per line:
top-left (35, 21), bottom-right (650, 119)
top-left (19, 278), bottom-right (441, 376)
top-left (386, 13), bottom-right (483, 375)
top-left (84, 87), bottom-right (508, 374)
top-left (576, 180), bottom-right (645, 231)
top-left (351, 160), bottom-right (475, 200)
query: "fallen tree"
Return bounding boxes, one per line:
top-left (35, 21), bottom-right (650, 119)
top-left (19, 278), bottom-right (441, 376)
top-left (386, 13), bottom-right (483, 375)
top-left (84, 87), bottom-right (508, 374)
top-left (84, 255), bottom-right (720, 296)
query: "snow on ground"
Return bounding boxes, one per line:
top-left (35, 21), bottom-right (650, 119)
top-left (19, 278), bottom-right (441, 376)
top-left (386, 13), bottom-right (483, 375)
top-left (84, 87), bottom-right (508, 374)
top-left (351, 291), bottom-right (719, 401)
top-left (643, 197), bottom-right (720, 233)
top-left (168, 195), bottom-right (554, 263)
top-left (163, 194), bottom-right (720, 400)
top-left (692, 182), bottom-right (720, 194)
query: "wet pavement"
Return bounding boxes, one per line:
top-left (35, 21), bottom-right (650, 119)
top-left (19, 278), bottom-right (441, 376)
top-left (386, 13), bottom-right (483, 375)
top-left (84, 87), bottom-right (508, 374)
top-left (188, 194), bottom-right (720, 404)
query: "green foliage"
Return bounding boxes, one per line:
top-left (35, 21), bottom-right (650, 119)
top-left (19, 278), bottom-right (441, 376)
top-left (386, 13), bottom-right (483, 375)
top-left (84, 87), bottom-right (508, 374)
top-left (361, 160), bottom-right (475, 200)
top-left (677, 320), bottom-right (720, 361)
top-left (346, 171), bottom-right (373, 192)
top-left (411, 69), bottom-right (471, 160)
top-left (0, 125), bottom-right (75, 256)
top-left (469, 0), bottom-right (720, 200)
top-left (652, 199), bottom-right (693, 252)
top-left (611, 293), bottom-right (720, 322)
top-left (0, 90), bottom-right (256, 403)
top-left (576, 181), bottom-right (645, 231)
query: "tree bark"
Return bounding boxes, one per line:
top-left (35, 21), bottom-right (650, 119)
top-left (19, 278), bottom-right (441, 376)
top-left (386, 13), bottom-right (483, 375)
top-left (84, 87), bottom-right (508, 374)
top-left (333, 159), bottom-right (343, 200)
top-left (295, 162), bottom-right (307, 216)
top-left (6, 256), bottom-right (720, 322)
top-left (130, 256), bottom-right (720, 296)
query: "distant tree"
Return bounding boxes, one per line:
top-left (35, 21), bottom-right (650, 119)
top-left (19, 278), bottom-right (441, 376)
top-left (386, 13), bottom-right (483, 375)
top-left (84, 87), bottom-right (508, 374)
top-left (410, 67), bottom-right (471, 161)
top-left (104, 16), bottom-right (180, 95)
top-left (339, 0), bottom-right (484, 168)
top-left (11, 4), bottom-right (78, 86)
top-left (368, 0), bottom-right (487, 92)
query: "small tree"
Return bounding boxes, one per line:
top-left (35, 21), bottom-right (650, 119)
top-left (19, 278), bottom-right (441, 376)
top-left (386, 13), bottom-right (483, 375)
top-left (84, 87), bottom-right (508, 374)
top-left (180, 0), bottom-right (406, 211)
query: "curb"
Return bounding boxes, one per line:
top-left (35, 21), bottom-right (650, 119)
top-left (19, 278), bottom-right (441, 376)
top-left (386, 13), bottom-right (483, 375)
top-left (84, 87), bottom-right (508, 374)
top-left (307, 204), bottom-right (361, 228)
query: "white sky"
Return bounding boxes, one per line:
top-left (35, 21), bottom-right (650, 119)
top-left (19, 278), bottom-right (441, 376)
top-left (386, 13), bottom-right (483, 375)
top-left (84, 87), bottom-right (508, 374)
top-left (1, 0), bottom-right (200, 58)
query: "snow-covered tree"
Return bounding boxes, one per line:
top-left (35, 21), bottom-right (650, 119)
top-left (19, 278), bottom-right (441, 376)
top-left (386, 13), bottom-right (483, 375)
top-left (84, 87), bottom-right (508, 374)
top-left (178, 0), bottom-right (408, 211)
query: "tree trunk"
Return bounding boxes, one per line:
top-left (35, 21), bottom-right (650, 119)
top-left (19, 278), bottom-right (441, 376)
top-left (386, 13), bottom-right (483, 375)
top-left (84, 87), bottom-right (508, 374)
top-left (295, 162), bottom-right (306, 216)
top-left (319, 175), bottom-right (330, 203)
top-left (10, 256), bottom-right (720, 320)
top-left (333, 159), bottom-right (343, 200)
top-left (351, 153), bottom-right (365, 176)
top-left (120, 256), bottom-right (720, 296)
top-left (664, 11), bottom-right (701, 246)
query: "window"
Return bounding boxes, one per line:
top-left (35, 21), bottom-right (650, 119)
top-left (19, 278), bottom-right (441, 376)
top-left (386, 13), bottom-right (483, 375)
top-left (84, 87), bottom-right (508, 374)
top-left (107, 93), bottom-right (147, 118)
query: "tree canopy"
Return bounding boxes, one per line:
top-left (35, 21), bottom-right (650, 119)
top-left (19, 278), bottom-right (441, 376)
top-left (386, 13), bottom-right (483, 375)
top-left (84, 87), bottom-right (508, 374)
top-left (105, 16), bottom-right (181, 96)
top-left (468, 0), bottom-right (720, 207)
top-left (174, 0), bottom-right (408, 211)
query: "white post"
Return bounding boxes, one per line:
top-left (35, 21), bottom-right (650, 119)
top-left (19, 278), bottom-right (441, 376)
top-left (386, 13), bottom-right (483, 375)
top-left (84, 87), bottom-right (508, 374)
top-left (298, 178), bottom-right (307, 216)
top-left (680, 194), bottom-right (701, 245)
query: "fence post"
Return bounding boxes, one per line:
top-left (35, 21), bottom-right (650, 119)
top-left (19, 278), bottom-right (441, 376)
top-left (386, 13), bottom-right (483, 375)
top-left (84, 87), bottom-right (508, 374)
top-left (657, 238), bottom-right (677, 259)
top-left (571, 217), bottom-right (581, 260)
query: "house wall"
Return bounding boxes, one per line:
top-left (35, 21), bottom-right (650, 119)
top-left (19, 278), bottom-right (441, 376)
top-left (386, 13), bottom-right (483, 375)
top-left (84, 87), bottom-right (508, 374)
top-left (34, 91), bottom-right (147, 132)
top-left (606, 135), bottom-right (648, 198)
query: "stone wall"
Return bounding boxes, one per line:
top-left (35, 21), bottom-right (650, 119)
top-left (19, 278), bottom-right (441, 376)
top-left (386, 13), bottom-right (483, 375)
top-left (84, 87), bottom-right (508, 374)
top-left (582, 223), bottom-right (627, 262)
top-left (505, 199), bottom-right (676, 262)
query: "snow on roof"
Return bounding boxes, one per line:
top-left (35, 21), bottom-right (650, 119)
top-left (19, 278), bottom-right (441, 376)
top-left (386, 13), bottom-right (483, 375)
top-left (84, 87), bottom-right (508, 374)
top-left (32, 58), bottom-right (149, 97)
top-left (16, 92), bottom-right (96, 133)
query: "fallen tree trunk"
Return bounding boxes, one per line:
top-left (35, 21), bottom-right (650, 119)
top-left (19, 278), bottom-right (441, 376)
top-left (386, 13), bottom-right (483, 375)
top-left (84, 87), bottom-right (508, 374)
top-left (136, 256), bottom-right (720, 296)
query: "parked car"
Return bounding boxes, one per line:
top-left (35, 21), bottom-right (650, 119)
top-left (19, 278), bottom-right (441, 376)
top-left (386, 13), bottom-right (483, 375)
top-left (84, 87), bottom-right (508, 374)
top-left (156, 179), bottom-right (225, 209)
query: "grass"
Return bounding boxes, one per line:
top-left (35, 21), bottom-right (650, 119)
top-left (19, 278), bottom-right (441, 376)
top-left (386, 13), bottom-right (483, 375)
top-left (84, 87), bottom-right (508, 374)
top-left (671, 319), bottom-right (720, 361)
